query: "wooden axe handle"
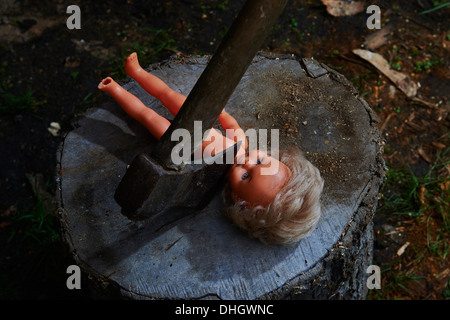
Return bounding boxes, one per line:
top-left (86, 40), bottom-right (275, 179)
top-left (152, 0), bottom-right (289, 170)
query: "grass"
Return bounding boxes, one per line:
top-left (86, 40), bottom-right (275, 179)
top-left (2, 193), bottom-right (62, 299)
top-left (389, 45), bottom-right (403, 70)
top-left (288, 18), bottom-right (304, 42)
top-left (8, 175), bottom-right (60, 246)
top-left (72, 92), bottom-right (98, 119)
top-left (368, 266), bottom-right (422, 300)
top-left (413, 58), bottom-right (444, 72)
top-left (370, 146), bottom-right (449, 299)
top-left (390, 55), bottom-right (402, 70)
top-left (379, 147), bottom-right (449, 224)
top-left (350, 71), bottom-right (374, 96)
top-left (428, 233), bottom-right (448, 260)
top-left (0, 59), bottom-right (44, 115)
top-left (419, 1), bottom-right (450, 14)
top-left (0, 82), bottom-right (43, 115)
top-left (1, 176), bottom-right (60, 299)
top-left (200, 0), bottom-right (229, 12)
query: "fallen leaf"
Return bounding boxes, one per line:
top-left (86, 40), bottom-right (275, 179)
top-left (321, 0), bottom-right (364, 17)
top-left (64, 56), bottom-right (80, 68)
top-left (435, 268), bottom-right (449, 281)
top-left (444, 165), bottom-right (450, 176)
top-left (363, 25), bottom-right (393, 50)
top-left (432, 141), bottom-right (446, 149)
top-left (1, 221), bottom-right (12, 228)
top-left (397, 242), bottom-right (410, 256)
top-left (418, 146), bottom-right (433, 163)
top-left (1, 205), bottom-right (17, 218)
top-left (352, 49), bottom-right (418, 98)
top-left (48, 122), bottom-right (61, 137)
top-left (418, 185), bottom-right (426, 204)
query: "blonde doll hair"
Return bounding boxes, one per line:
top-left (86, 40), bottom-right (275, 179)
top-left (223, 148), bottom-right (324, 245)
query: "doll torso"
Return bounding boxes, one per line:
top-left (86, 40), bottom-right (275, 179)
top-left (199, 128), bottom-right (236, 158)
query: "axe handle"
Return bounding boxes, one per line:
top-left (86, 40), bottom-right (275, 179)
top-left (152, 0), bottom-right (289, 170)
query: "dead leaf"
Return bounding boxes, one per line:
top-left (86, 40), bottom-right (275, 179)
top-left (418, 185), bottom-right (426, 204)
top-left (444, 165), bottom-right (450, 177)
top-left (363, 25), bottom-right (393, 50)
top-left (435, 268), bottom-right (450, 281)
top-left (1, 221), bottom-right (12, 228)
top-left (397, 242), bottom-right (410, 256)
top-left (418, 146), bottom-right (433, 163)
top-left (47, 122), bottom-right (61, 137)
top-left (321, 0), bottom-right (364, 17)
top-left (432, 141), bottom-right (446, 149)
top-left (1, 205), bottom-right (17, 218)
top-left (0, 16), bottom-right (64, 43)
top-left (352, 49), bottom-right (418, 98)
top-left (441, 180), bottom-right (450, 191)
top-left (64, 56), bottom-right (80, 68)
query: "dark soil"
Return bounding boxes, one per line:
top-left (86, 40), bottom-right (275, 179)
top-left (0, 0), bottom-right (448, 299)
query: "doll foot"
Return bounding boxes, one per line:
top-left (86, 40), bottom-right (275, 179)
top-left (125, 52), bottom-right (142, 77)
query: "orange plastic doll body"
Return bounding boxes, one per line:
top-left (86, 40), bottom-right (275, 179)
top-left (99, 53), bottom-right (291, 208)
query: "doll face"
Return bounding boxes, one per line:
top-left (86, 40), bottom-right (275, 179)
top-left (227, 150), bottom-right (291, 207)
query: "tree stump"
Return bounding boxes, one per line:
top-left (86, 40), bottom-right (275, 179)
top-left (57, 53), bottom-right (385, 300)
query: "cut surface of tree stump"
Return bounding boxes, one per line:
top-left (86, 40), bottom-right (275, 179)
top-left (57, 53), bottom-right (385, 299)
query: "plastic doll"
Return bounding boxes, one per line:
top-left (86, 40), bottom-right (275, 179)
top-left (99, 52), bottom-right (324, 245)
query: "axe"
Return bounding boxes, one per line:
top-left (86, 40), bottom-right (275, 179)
top-left (114, 0), bottom-right (289, 220)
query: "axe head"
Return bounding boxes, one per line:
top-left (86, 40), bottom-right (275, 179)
top-left (114, 140), bottom-right (241, 221)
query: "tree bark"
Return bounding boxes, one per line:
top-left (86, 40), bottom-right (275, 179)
top-left (57, 53), bottom-right (385, 300)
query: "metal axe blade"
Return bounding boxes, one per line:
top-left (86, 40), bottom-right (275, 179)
top-left (115, 140), bottom-right (241, 220)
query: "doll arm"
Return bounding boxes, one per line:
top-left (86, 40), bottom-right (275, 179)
top-left (218, 110), bottom-right (248, 153)
top-left (98, 77), bottom-right (170, 140)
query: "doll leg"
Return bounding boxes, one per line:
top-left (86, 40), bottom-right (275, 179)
top-left (98, 77), bottom-right (170, 140)
top-left (125, 53), bottom-right (186, 116)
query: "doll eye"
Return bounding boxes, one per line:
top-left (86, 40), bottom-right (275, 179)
top-left (241, 172), bottom-right (249, 180)
top-left (256, 158), bottom-right (262, 165)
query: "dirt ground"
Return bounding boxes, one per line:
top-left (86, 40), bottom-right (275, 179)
top-left (0, 0), bottom-right (448, 299)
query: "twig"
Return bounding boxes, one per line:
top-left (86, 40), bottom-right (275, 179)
top-left (380, 112), bottom-right (396, 132)
top-left (165, 47), bottom-right (190, 58)
top-left (411, 97), bottom-right (439, 109)
top-left (165, 236), bottom-right (183, 252)
top-left (338, 54), bottom-right (378, 71)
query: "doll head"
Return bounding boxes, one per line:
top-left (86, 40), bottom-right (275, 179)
top-left (224, 148), bottom-right (324, 245)
top-left (227, 149), bottom-right (291, 207)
